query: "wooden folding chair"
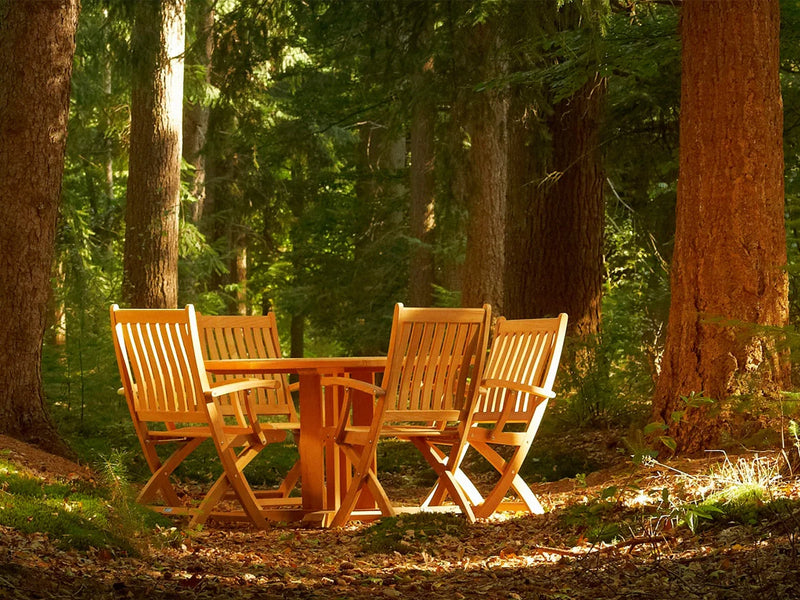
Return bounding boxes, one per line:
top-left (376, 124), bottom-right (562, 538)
top-left (195, 313), bottom-right (301, 499)
top-left (322, 303), bottom-right (491, 527)
top-left (110, 304), bottom-right (297, 529)
top-left (423, 314), bottom-right (568, 518)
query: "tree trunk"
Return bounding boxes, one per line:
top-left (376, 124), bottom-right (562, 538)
top-left (408, 14), bottom-right (436, 308)
top-left (233, 230), bottom-right (248, 315)
top-left (503, 0), bottom-right (547, 322)
top-left (652, 0), bottom-right (788, 453)
top-left (509, 75), bottom-right (605, 337)
top-left (183, 0), bottom-right (214, 224)
top-left (457, 20), bottom-right (507, 312)
top-left (290, 314), bottom-right (304, 359)
top-left (0, 0), bottom-right (79, 454)
top-left (122, 0), bottom-right (185, 308)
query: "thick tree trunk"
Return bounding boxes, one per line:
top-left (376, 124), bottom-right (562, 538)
top-left (504, 85), bottom-right (541, 320)
top-left (408, 77), bottom-right (436, 308)
top-left (457, 21), bottom-right (507, 312)
top-left (652, 0), bottom-right (788, 453)
top-left (122, 0), bottom-right (185, 308)
top-left (0, 0), bottom-right (79, 454)
top-left (509, 75), bottom-right (605, 337)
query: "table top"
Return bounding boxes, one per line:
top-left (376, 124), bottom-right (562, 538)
top-left (204, 356), bottom-right (386, 375)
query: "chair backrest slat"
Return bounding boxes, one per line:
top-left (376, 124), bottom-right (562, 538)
top-left (381, 305), bottom-right (490, 424)
top-left (474, 314), bottom-right (568, 422)
top-left (196, 313), bottom-right (296, 420)
top-left (112, 306), bottom-right (209, 423)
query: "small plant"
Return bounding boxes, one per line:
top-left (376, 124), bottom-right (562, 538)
top-left (361, 512), bottom-right (468, 554)
top-left (649, 452), bottom-right (783, 534)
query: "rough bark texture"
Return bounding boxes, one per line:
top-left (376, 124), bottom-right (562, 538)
top-left (505, 75), bottom-right (605, 338)
top-left (0, 0), bottom-right (80, 454)
top-left (122, 0), bottom-right (185, 308)
top-left (652, 0), bottom-right (788, 453)
top-left (457, 21), bottom-right (508, 312)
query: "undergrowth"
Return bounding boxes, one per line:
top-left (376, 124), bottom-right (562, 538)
top-left (0, 450), bottom-right (170, 554)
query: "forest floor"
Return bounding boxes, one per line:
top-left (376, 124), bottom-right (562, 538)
top-left (3, 432), bottom-right (800, 599)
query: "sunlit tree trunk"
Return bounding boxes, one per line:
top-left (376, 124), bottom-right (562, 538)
top-left (122, 0), bottom-right (185, 308)
top-left (652, 0), bottom-right (788, 453)
top-left (0, 0), bottom-right (79, 454)
top-left (457, 19), bottom-right (507, 312)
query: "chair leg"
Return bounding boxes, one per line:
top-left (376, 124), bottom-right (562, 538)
top-left (329, 445), bottom-right (369, 528)
top-left (276, 460), bottom-right (301, 498)
top-left (203, 402), bottom-right (269, 529)
top-left (420, 444), bottom-right (484, 509)
top-left (470, 440), bottom-right (543, 519)
top-left (329, 444), bottom-right (394, 528)
top-left (137, 437), bottom-right (204, 507)
top-left (190, 443), bottom-right (265, 528)
top-left (410, 438), bottom-right (476, 523)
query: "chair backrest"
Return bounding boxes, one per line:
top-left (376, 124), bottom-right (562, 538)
top-left (472, 314), bottom-right (568, 424)
top-left (195, 313), bottom-right (297, 420)
top-left (111, 304), bottom-right (210, 424)
top-left (381, 304), bottom-right (491, 425)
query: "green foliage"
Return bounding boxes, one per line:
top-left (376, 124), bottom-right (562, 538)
top-left (360, 512), bottom-right (468, 554)
top-left (557, 492), bottom-right (624, 544)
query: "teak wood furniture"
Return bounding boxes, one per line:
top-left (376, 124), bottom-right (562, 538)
top-left (423, 313), bottom-right (568, 518)
top-left (110, 305), bottom-right (298, 528)
top-left (196, 313), bottom-right (301, 499)
top-left (320, 303), bottom-right (491, 527)
top-left (203, 355), bottom-right (386, 524)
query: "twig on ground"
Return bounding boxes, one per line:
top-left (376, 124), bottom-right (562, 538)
top-left (529, 534), bottom-right (672, 557)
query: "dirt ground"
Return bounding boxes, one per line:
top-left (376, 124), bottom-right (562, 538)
top-left (3, 433), bottom-right (800, 599)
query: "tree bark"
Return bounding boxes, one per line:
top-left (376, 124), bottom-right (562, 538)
top-left (183, 0), bottom-right (214, 224)
top-left (408, 14), bottom-right (436, 308)
top-left (507, 75), bottom-right (605, 338)
top-left (652, 0), bottom-right (788, 453)
top-left (457, 20), bottom-right (508, 312)
top-left (122, 0), bottom-right (185, 308)
top-left (0, 0), bottom-right (80, 454)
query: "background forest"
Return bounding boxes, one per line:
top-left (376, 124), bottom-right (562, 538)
top-left (21, 0), bottom-right (800, 463)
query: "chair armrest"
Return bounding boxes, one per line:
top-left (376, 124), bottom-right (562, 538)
top-left (204, 379), bottom-right (275, 445)
top-left (320, 376), bottom-right (385, 397)
top-left (207, 378), bottom-right (280, 399)
top-left (480, 378), bottom-right (556, 399)
top-left (321, 376), bottom-right (386, 443)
